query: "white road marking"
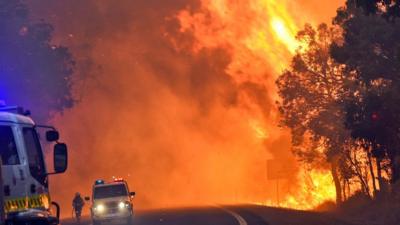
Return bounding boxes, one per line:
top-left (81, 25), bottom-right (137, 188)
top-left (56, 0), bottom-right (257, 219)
top-left (220, 207), bottom-right (248, 225)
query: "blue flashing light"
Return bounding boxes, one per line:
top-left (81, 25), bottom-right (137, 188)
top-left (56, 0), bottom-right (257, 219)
top-left (95, 179), bottom-right (105, 185)
top-left (0, 100), bottom-right (5, 107)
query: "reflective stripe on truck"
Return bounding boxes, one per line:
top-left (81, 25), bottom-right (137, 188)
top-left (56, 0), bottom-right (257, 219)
top-left (4, 194), bottom-right (50, 213)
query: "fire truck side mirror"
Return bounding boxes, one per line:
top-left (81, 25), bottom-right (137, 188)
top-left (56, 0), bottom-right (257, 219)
top-left (54, 143), bottom-right (68, 174)
top-left (130, 192), bottom-right (136, 197)
top-left (46, 130), bottom-right (59, 142)
top-left (84, 197), bottom-right (90, 201)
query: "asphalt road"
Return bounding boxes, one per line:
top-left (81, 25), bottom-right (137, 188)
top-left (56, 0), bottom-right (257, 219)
top-left (61, 205), bottom-right (358, 225)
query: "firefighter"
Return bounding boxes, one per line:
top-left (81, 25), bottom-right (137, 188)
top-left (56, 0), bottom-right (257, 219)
top-left (72, 192), bottom-right (85, 223)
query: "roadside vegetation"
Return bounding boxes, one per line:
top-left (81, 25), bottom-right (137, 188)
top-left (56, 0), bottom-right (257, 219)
top-left (0, 0), bottom-right (75, 123)
top-left (277, 1), bottom-right (400, 223)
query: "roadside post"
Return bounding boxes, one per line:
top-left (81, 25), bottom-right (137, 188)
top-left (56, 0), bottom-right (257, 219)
top-left (266, 159), bottom-right (295, 206)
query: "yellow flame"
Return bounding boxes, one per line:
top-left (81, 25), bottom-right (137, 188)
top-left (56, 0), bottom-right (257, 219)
top-left (256, 169), bottom-right (336, 210)
top-left (270, 17), bottom-right (299, 53)
top-left (178, 0), bottom-right (337, 209)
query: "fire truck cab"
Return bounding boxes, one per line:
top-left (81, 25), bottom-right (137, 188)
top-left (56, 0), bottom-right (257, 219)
top-left (0, 105), bottom-right (68, 225)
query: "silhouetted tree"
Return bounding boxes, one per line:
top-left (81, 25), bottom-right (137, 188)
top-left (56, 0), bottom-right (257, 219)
top-left (332, 1), bottom-right (400, 186)
top-left (0, 0), bottom-right (74, 123)
top-left (355, 0), bottom-right (400, 19)
top-left (277, 24), bottom-right (350, 204)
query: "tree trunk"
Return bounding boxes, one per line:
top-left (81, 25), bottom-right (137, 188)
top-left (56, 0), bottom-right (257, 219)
top-left (363, 165), bottom-right (372, 198)
top-left (342, 178), bottom-right (347, 201)
top-left (367, 152), bottom-right (377, 196)
top-left (376, 157), bottom-right (384, 193)
top-left (331, 158), bottom-right (343, 205)
top-left (390, 155), bottom-right (400, 184)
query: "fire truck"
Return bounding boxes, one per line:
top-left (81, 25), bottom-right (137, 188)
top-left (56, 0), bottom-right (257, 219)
top-left (0, 104), bottom-right (68, 225)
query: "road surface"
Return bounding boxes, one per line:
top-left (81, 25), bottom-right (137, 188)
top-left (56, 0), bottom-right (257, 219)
top-left (61, 205), bottom-right (357, 225)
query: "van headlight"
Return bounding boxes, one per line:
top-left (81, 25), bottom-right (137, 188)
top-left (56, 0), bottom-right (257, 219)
top-left (118, 201), bottom-right (130, 210)
top-left (94, 204), bottom-right (105, 213)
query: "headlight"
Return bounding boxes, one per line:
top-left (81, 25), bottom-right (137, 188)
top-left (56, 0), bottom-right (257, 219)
top-left (118, 202), bottom-right (125, 209)
top-left (118, 201), bottom-right (130, 210)
top-left (94, 204), bottom-right (105, 213)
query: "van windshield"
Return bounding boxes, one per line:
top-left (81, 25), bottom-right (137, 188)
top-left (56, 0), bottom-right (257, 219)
top-left (94, 184), bottom-right (128, 199)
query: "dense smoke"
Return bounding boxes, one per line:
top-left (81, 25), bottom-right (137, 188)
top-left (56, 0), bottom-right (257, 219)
top-left (26, 0), bottom-right (343, 217)
top-left (0, 0), bottom-right (74, 123)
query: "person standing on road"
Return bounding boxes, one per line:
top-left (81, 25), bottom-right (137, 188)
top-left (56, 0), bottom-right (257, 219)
top-left (72, 192), bottom-right (85, 223)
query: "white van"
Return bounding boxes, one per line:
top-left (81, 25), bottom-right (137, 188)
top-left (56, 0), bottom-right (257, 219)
top-left (87, 179), bottom-right (135, 225)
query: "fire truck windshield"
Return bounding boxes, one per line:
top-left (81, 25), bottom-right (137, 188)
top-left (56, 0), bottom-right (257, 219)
top-left (0, 125), bottom-right (20, 165)
top-left (23, 127), bottom-right (47, 185)
top-left (94, 184), bottom-right (128, 199)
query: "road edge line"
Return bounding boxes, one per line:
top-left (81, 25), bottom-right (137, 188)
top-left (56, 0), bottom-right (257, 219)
top-left (219, 207), bottom-right (248, 225)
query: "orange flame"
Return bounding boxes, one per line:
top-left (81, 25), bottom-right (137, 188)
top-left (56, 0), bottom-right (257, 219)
top-left (283, 169), bottom-right (336, 209)
top-left (178, 0), bottom-right (341, 209)
top-left (255, 169), bottom-right (336, 210)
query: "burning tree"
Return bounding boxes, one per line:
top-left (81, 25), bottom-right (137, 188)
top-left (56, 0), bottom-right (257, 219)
top-left (276, 23), bottom-right (350, 204)
top-left (355, 0), bottom-right (400, 19)
top-left (279, 0), bottom-right (400, 204)
top-left (332, 1), bottom-right (400, 189)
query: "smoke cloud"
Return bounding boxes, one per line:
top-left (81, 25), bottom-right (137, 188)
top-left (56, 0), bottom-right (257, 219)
top-left (26, 0), bottom-right (343, 217)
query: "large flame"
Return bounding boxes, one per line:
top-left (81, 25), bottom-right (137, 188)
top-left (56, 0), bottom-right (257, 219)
top-left (26, 0), bottom-right (344, 215)
top-left (178, 0), bottom-right (341, 209)
top-left (178, 0), bottom-right (300, 79)
top-left (255, 169), bottom-right (336, 210)
top-left (281, 170), bottom-right (336, 209)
